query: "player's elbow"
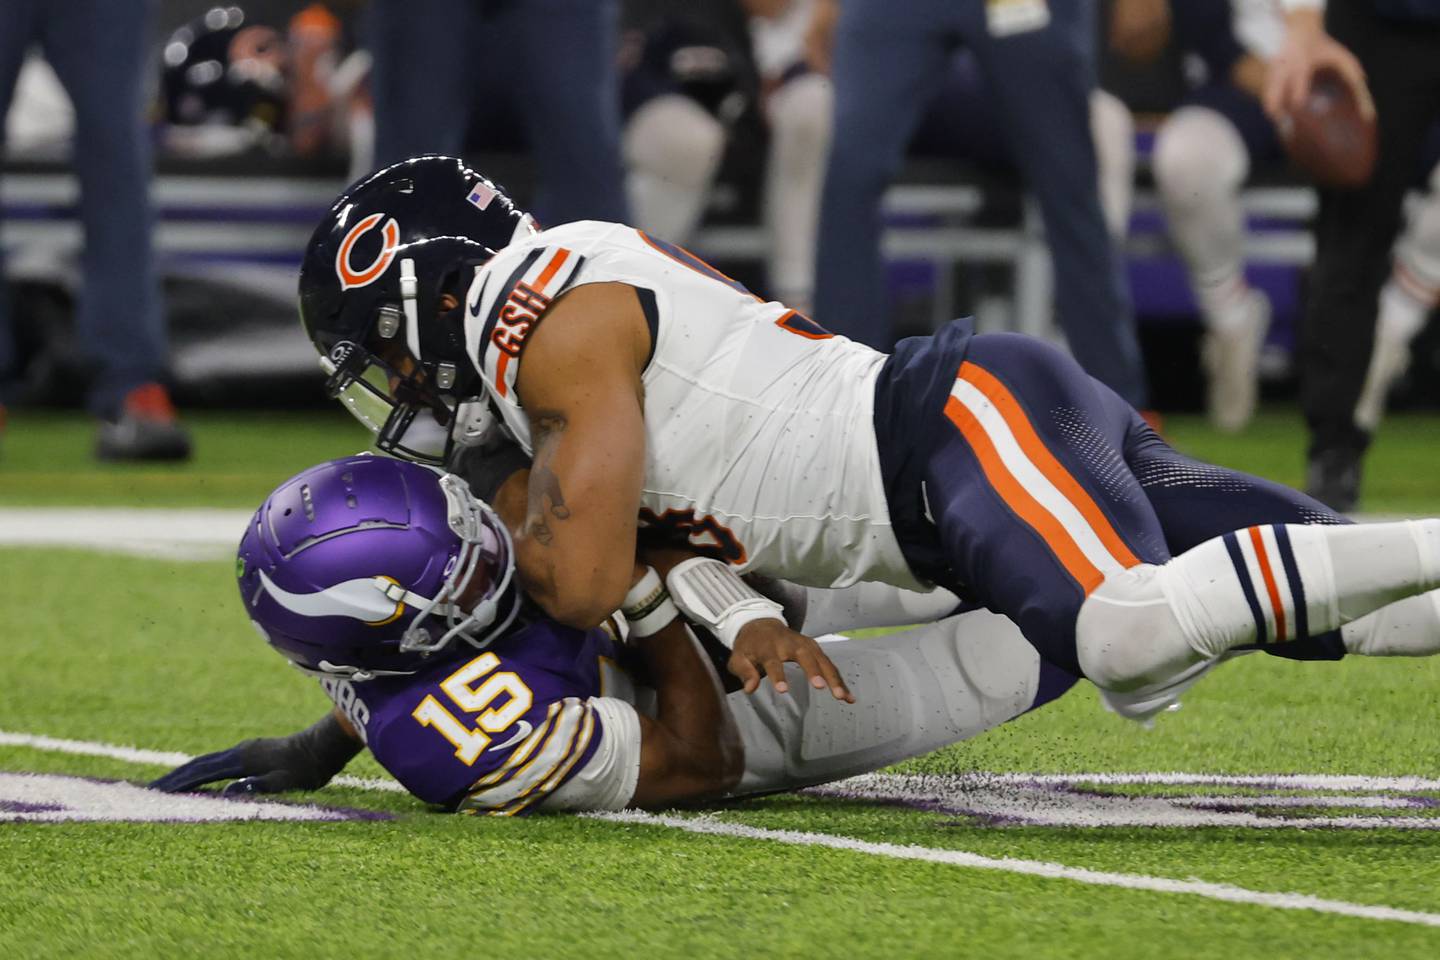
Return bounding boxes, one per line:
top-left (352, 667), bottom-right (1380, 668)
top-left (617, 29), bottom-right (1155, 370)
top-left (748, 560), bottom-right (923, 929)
top-left (535, 572), bottom-right (629, 630)
top-left (520, 556), bottom-right (631, 630)
top-left (538, 596), bottom-right (614, 631)
top-left (714, 735), bottom-right (744, 794)
top-left (691, 723), bottom-right (745, 798)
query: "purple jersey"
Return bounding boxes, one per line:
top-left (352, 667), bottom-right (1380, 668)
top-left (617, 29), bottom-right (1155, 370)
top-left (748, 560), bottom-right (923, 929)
top-left (319, 620), bottom-right (627, 815)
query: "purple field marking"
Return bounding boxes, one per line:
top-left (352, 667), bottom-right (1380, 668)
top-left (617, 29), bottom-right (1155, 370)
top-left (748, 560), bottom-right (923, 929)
top-left (0, 773), bottom-right (394, 824)
top-left (0, 799), bottom-right (67, 814)
top-left (802, 773), bottom-right (1440, 831)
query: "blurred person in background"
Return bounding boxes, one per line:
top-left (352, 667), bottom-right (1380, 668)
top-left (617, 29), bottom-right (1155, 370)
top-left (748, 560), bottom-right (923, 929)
top-left (159, 3), bottom-right (356, 162)
top-left (1353, 156), bottom-right (1440, 433)
top-left (619, 0), bottom-right (758, 247)
top-left (1098, 0), bottom-right (1440, 437)
top-left (0, 0), bottom-right (190, 460)
top-left (365, 0), bottom-right (627, 226)
top-left (1147, 0), bottom-right (1288, 435)
top-left (617, 0), bottom-right (832, 313)
top-left (1265, 0), bottom-right (1440, 511)
top-left (809, 0), bottom-right (1150, 413)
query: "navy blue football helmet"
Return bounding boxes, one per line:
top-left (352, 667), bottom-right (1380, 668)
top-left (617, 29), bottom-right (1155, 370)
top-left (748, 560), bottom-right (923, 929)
top-left (298, 156), bottom-right (536, 464)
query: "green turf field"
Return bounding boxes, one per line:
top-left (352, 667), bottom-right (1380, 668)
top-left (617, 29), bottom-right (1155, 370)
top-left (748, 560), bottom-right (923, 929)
top-left (2, 409), bottom-right (1439, 958)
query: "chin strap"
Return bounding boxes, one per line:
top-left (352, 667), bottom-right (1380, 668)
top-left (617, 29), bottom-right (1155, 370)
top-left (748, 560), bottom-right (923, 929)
top-left (400, 257), bottom-right (422, 362)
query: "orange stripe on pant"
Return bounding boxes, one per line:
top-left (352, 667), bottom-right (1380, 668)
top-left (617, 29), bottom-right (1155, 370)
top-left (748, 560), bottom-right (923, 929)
top-left (1247, 526), bottom-right (1287, 642)
top-left (957, 362), bottom-right (1141, 571)
top-left (944, 395), bottom-right (1107, 594)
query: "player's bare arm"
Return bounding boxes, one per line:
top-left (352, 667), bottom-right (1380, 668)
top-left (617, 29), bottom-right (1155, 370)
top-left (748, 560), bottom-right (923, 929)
top-left (491, 485), bottom-right (856, 704)
top-left (625, 564), bottom-right (745, 808)
top-left (1264, 4), bottom-right (1373, 121)
top-left (508, 282), bottom-right (652, 628)
top-left (647, 544), bottom-right (855, 702)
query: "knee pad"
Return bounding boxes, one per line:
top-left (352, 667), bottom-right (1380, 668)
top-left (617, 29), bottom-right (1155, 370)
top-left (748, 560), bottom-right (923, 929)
top-left (1152, 106), bottom-right (1249, 206)
top-left (623, 95), bottom-right (726, 189)
top-left (1076, 564), bottom-right (1203, 691)
top-left (769, 73), bottom-right (834, 155)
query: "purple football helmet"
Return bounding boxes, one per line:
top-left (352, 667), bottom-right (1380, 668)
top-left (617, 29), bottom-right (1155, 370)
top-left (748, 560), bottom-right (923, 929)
top-left (237, 454), bottom-right (519, 679)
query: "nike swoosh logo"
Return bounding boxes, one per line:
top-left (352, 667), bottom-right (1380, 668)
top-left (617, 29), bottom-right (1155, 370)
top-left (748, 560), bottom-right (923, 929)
top-left (487, 720), bottom-right (533, 752)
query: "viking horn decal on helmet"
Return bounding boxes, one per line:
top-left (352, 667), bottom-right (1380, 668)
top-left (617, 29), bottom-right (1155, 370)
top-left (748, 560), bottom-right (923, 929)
top-left (258, 569), bottom-right (409, 625)
top-left (335, 212), bottom-right (401, 290)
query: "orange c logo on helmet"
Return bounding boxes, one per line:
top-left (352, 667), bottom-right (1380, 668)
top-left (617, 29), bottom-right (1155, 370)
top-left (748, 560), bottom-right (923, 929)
top-left (335, 213), bottom-right (401, 290)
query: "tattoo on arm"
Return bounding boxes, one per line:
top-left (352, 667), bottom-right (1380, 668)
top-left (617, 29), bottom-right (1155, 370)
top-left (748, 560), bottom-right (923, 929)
top-left (525, 412), bottom-right (571, 546)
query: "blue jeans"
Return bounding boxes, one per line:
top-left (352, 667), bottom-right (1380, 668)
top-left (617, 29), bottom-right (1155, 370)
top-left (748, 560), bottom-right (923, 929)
top-left (367, 0), bottom-right (628, 226)
top-left (814, 0), bottom-right (1147, 408)
top-left (0, 0), bottom-right (163, 416)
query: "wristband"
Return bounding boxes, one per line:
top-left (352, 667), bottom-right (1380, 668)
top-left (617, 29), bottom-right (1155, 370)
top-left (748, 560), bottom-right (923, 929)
top-left (665, 557), bottom-right (785, 649)
top-left (622, 566), bottom-right (680, 639)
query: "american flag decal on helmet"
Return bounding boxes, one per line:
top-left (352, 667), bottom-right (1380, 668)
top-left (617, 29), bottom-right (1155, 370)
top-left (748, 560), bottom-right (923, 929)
top-left (466, 181), bottom-right (496, 210)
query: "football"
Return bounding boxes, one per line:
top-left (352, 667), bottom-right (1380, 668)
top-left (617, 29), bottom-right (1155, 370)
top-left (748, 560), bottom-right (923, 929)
top-left (1280, 66), bottom-right (1378, 188)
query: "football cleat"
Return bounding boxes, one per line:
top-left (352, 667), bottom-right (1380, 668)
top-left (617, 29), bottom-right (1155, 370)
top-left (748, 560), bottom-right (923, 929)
top-left (94, 383), bottom-right (192, 462)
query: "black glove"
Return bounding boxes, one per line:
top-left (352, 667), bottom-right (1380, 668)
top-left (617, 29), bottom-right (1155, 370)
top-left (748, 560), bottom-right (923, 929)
top-left (148, 712), bottom-right (363, 796)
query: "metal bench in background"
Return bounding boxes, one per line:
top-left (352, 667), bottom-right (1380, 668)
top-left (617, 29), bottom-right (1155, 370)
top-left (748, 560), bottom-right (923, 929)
top-left (0, 154), bottom-right (1321, 400)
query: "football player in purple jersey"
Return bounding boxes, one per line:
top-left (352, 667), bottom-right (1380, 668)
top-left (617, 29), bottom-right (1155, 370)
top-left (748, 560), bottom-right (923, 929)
top-left (152, 455), bottom-right (1074, 814)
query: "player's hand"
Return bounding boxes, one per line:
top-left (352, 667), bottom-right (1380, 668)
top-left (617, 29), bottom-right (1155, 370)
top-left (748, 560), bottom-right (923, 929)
top-left (729, 618), bottom-right (855, 703)
top-left (148, 712), bottom-right (361, 796)
top-left (1263, 9), bottom-right (1373, 122)
top-left (1109, 0), bottom-right (1171, 65)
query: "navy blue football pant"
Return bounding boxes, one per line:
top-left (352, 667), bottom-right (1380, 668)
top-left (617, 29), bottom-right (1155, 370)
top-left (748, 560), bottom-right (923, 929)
top-left (367, 0), bottom-right (628, 226)
top-left (926, 334), bottom-right (1347, 677)
top-left (814, 0), bottom-right (1147, 409)
top-left (0, 0), bottom-right (164, 417)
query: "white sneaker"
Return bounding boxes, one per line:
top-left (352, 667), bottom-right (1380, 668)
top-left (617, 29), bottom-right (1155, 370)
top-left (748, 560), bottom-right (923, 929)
top-left (1353, 334), bottom-right (1412, 433)
top-left (1202, 290), bottom-right (1271, 433)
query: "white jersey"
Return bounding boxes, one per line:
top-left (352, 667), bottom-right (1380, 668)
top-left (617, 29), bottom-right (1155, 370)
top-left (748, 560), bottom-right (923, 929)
top-left (750, 0), bottom-right (814, 79)
top-left (463, 220), bottom-right (925, 591)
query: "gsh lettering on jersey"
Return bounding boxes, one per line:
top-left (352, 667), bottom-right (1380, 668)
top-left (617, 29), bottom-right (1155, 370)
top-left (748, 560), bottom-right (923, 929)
top-left (491, 281), bottom-right (552, 356)
top-left (465, 221), bottom-right (924, 591)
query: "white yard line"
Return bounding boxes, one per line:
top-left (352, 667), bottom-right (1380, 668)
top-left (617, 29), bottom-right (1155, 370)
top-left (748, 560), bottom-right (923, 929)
top-left (5, 726), bottom-right (1440, 929)
top-left (0, 507), bottom-right (252, 561)
top-left (586, 810), bottom-right (1440, 929)
top-left (840, 771), bottom-right (1440, 794)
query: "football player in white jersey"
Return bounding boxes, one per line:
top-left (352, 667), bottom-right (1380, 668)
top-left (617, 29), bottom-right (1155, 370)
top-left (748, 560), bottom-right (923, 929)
top-left (300, 157), bottom-right (1440, 726)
